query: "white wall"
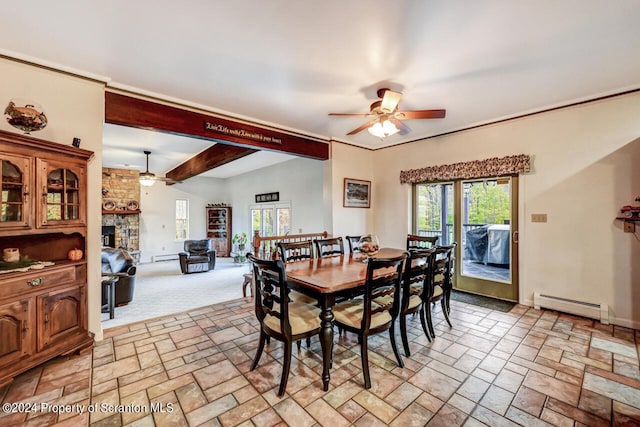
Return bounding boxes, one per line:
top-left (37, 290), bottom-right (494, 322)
top-left (369, 92), bottom-right (640, 328)
top-left (0, 58), bottom-right (105, 339)
top-left (226, 157), bottom-right (326, 240)
top-left (139, 157), bottom-right (326, 261)
top-left (139, 176), bottom-right (227, 263)
top-left (328, 143), bottom-right (375, 238)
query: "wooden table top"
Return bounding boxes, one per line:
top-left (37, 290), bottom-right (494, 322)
top-left (285, 248), bottom-right (407, 294)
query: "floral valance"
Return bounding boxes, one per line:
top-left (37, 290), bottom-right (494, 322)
top-left (399, 154), bottom-right (531, 184)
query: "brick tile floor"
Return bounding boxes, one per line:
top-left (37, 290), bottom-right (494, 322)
top-left (1, 297), bottom-right (639, 426)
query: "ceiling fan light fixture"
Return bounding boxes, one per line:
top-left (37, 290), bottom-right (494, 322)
top-left (368, 119), bottom-right (399, 138)
top-left (139, 150), bottom-right (157, 186)
top-left (329, 87), bottom-right (446, 137)
top-left (137, 150), bottom-right (182, 186)
top-left (139, 171), bottom-right (156, 187)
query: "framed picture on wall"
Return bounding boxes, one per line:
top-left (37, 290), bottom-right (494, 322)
top-left (255, 192), bottom-right (279, 203)
top-left (343, 178), bottom-right (371, 208)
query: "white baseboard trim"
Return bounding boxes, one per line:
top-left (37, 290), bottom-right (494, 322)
top-left (151, 254), bottom-right (179, 262)
top-left (521, 298), bottom-right (638, 329)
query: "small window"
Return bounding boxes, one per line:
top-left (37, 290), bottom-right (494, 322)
top-left (176, 199), bottom-right (189, 240)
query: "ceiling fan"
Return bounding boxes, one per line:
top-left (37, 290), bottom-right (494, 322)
top-left (138, 150), bottom-right (182, 186)
top-left (329, 88), bottom-right (446, 137)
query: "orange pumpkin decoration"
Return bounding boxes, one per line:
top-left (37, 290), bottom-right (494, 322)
top-left (67, 248), bottom-right (83, 261)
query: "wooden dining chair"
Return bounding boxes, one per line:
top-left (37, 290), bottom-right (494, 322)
top-left (276, 241), bottom-right (316, 305)
top-left (345, 235), bottom-right (362, 253)
top-left (276, 240), bottom-right (318, 346)
top-left (424, 244), bottom-right (456, 339)
top-left (314, 236), bottom-right (344, 257)
top-left (277, 240), bottom-right (315, 262)
top-left (398, 248), bottom-right (436, 356)
top-left (247, 254), bottom-right (322, 396)
top-left (332, 253), bottom-right (407, 389)
top-left (406, 234), bottom-right (438, 250)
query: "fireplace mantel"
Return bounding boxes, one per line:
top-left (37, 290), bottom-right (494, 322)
top-left (102, 210), bottom-right (141, 215)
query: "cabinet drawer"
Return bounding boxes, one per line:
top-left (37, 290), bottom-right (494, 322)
top-left (0, 265), bottom-right (80, 298)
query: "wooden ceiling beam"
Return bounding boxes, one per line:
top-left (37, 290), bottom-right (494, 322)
top-left (166, 144), bottom-right (257, 183)
top-left (105, 91), bottom-right (329, 160)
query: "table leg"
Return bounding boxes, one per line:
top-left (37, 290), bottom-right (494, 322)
top-left (108, 281), bottom-right (115, 319)
top-left (319, 304), bottom-right (334, 391)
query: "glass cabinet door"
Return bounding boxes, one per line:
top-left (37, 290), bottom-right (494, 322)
top-left (38, 159), bottom-right (86, 227)
top-left (0, 154), bottom-right (31, 230)
top-left (45, 168), bottom-right (80, 221)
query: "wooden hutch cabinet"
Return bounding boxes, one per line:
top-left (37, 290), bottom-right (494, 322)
top-left (206, 205), bottom-right (231, 256)
top-left (0, 129), bottom-right (93, 388)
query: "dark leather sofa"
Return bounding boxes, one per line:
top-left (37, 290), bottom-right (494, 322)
top-left (101, 247), bottom-right (137, 306)
top-left (179, 239), bottom-right (216, 273)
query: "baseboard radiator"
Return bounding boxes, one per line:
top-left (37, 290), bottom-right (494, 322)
top-left (533, 292), bottom-right (609, 324)
top-left (151, 253), bottom-right (179, 262)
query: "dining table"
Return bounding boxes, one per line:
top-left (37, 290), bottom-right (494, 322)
top-left (284, 247), bottom-right (407, 391)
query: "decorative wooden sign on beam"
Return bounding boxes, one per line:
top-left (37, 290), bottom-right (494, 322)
top-left (204, 121), bottom-right (283, 145)
top-left (105, 92), bottom-right (329, 160)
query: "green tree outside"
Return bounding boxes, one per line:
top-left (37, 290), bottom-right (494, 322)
top-left (416, 181), bottom-right (510, 232)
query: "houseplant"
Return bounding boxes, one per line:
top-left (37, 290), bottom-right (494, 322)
top-left (232, 232), bottom-right (248, 251)
top-left (232, 232), bottom-right (248, 263)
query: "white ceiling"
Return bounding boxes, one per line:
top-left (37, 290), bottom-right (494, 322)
top-left (2, 1), bottom-right (639, 178)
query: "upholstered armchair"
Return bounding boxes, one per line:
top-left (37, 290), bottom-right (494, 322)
top-left (101, 247), bottom-right (137, 307)
top-left (179, 239), bottom-right (216, 274)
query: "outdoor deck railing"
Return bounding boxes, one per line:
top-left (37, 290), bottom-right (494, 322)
top-left (418, 223), bottom-right (487, 245)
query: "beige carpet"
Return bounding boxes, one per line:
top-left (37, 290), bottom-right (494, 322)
top-left (101, 257), bottom-right (250, 328)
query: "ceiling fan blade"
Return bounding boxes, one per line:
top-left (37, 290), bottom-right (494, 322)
top-left (380, 89), bottom-right (402, 113)
top-left (140, 150), bottom-right (182, 185)
top-left (328, 112), bottom-right (371, 117)
top-left (346, 118), bottom-right (379, 135)
top-left (159, 177), bottom-right (182, 184)
top-left (396, 109), bottom-right (446, 120)
top-left (389, 117), bottom-right (411, 135)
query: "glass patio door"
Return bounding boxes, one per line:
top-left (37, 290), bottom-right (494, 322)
top-left (456, 177), bottom-right (518, 301)
top-left (414, 182), bottom-right (455, 245)
top-left (414, 176), bottom-right (518, 301)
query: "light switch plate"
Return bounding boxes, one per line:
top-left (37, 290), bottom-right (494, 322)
top-left (531, 213), bottom-right (547, 223)
top-left (624, 221), bottom-right (635, 233)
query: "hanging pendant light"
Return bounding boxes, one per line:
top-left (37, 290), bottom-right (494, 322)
top-left (139, 150), bottom-right (156, 187)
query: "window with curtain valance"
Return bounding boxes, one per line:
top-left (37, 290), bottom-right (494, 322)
top-left (399, 154), bottom-right (531, 184)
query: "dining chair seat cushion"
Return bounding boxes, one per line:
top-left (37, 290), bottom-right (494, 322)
top-left (374, 283), bottom-right (423, 310)
top-left (409, 283), bottom-right (427, 308)
top-left (333, 298), bottom-right (392, 330)
top-left (432, 286), bottom-right (443, 299)
top-left (373, 294), bottom-right (393, 308)
top-left (408, 293), bottom-right (422, 309)
top-left (289, 290), bottom-right (318, 305)
top-left (263, 302), bottom-right (322, 335)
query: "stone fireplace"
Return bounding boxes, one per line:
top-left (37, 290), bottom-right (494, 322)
top-left (101, 168), bottom-right (140, 252)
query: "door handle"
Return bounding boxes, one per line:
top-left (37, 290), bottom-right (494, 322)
top-left (513, 230), bottom-right (519, 244)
